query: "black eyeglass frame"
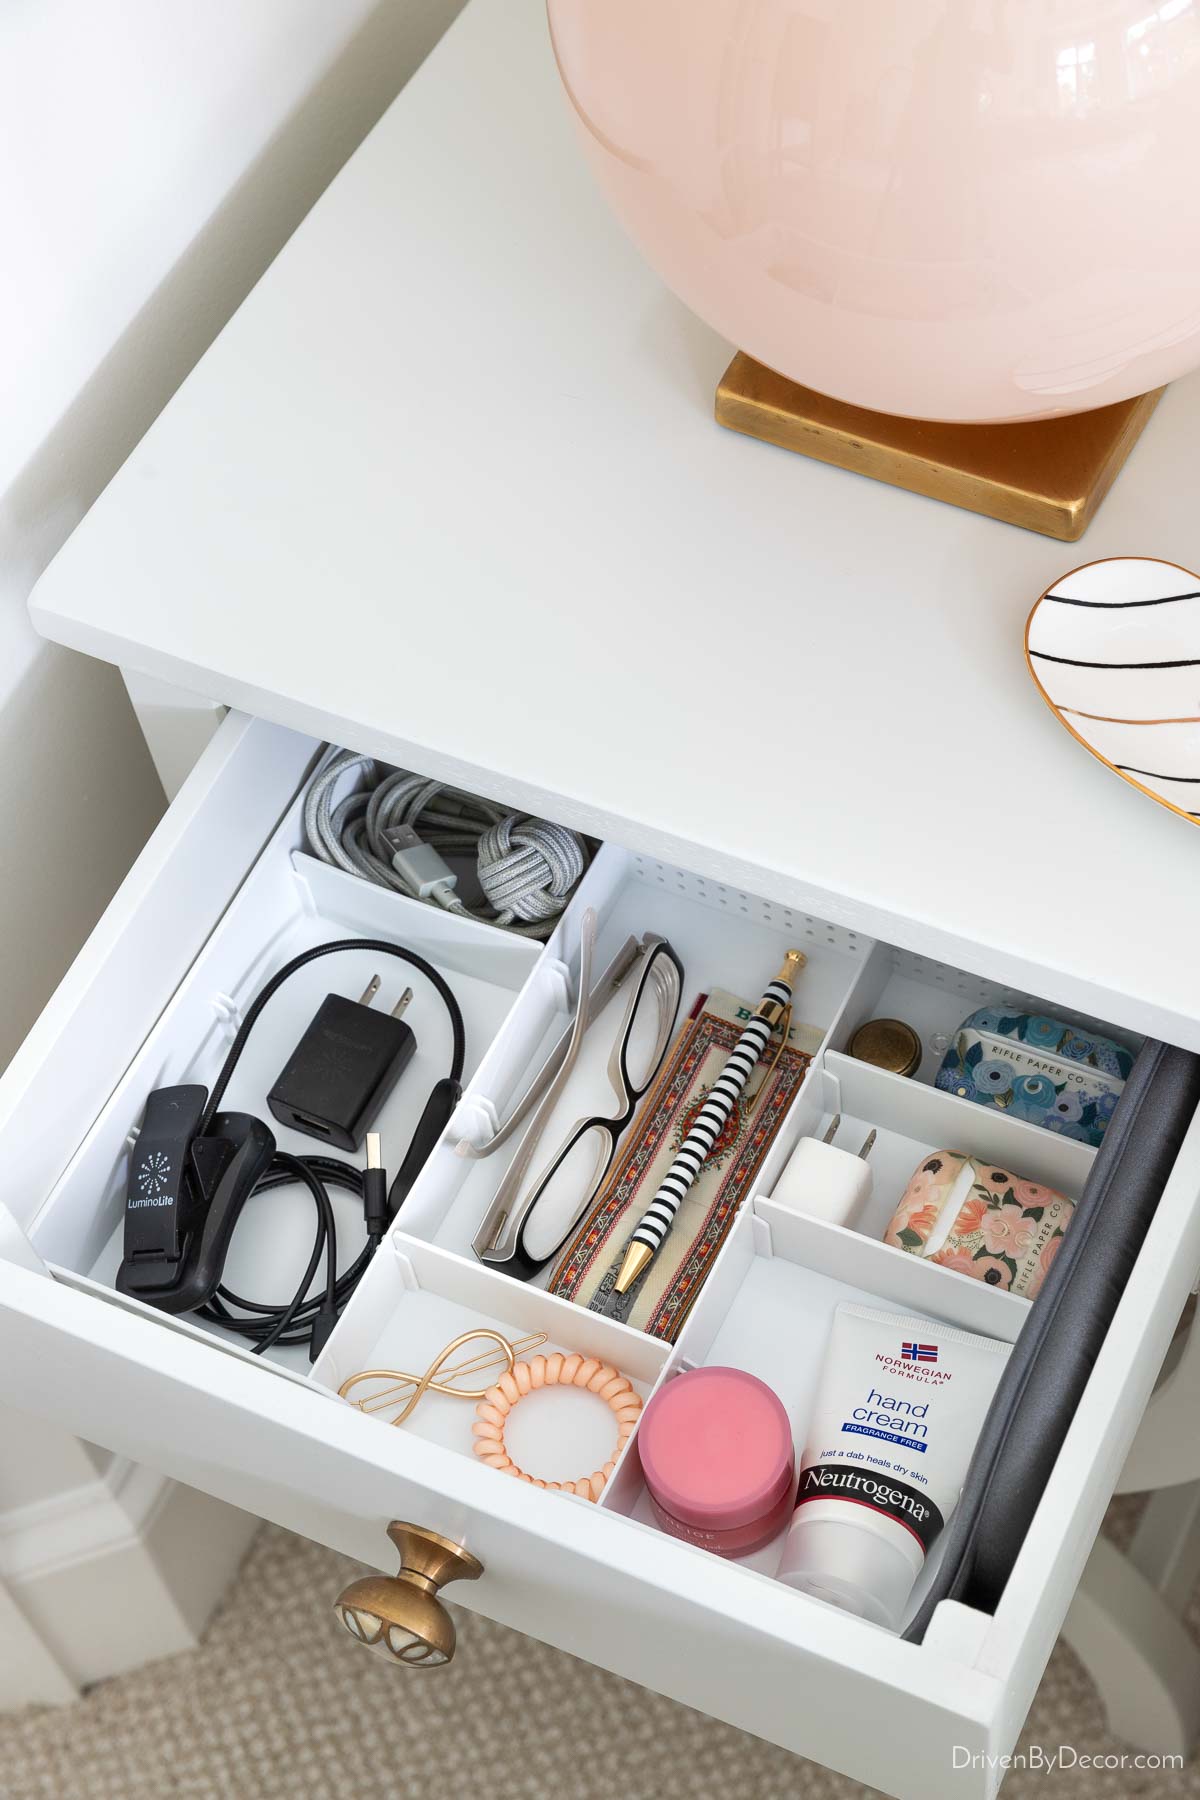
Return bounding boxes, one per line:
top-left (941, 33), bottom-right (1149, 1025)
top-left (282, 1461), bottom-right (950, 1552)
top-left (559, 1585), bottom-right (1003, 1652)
top-left (477, 936), bottom-right (683, 1282)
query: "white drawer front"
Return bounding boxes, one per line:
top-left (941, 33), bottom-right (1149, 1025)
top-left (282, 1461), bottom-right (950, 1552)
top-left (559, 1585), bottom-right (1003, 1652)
top-left (0, 1253), bottom-right (1001, 1793)
top-left (0, 708), bottom-right (1194, 1800)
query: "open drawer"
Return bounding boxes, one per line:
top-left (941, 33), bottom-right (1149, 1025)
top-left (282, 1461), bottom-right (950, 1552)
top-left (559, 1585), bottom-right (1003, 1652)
top-left (1, 708), bottom-right (1199, 1800)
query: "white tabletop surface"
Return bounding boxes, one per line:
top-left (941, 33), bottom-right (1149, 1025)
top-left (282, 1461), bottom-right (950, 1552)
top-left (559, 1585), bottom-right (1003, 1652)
top-left (29, 0), bottom-right (1200, 1049)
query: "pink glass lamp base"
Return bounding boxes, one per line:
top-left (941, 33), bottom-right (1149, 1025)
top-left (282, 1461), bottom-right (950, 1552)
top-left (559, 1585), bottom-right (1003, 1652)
top-left (548, 0), bottom-right (1200, 427)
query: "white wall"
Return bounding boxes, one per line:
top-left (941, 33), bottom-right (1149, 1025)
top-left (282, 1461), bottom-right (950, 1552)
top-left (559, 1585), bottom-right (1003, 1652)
top-left (0, 0), bottom-right (464, 1702)
top-left (0, 1416), bottom-right (107, 1516)
top-left (0, 0), bottom-right (464, 1066)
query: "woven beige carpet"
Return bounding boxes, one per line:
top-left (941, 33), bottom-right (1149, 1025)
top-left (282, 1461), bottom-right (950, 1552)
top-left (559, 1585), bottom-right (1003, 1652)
top-left (1, 1501), bottom-right (1196, 1800)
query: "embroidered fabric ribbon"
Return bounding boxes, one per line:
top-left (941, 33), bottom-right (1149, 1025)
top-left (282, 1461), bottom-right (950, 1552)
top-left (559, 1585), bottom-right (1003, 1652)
top-left (548, 989), bottom-right (822, 1340)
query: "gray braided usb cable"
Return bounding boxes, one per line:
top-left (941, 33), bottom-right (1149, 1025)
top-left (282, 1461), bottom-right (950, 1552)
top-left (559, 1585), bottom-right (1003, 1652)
top-left (304, 750), bottom-right (587, 940)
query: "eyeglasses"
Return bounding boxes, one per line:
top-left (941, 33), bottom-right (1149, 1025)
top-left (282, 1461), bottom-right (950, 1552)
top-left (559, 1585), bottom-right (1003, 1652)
top-left (469, 916), bottom-right (683, 1281)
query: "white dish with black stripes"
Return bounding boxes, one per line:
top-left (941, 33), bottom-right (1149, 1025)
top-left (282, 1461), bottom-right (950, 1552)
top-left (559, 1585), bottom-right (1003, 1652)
top-left (1026, 555), bottom-right (1200, 827)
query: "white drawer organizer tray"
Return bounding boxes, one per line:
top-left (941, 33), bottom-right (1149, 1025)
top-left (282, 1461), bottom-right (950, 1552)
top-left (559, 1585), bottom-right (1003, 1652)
top-left (2, 711), bottom-right (1200, 1800)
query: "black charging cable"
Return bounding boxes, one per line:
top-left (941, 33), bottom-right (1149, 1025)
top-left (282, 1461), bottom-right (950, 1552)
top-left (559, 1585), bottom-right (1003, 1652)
top-left (195, 939), bottom-right (466, 1359)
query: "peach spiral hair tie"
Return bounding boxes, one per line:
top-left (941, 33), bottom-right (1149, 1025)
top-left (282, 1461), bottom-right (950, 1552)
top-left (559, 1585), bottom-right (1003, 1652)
top-left (472, 1352), bottom-right (642, 1501)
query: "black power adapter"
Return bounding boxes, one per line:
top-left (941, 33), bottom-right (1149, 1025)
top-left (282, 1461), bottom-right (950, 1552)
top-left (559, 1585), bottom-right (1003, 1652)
top-left (267, 975), bottom-right (416, 1151)
top-left (118, 938), bottom-right (465, 1361)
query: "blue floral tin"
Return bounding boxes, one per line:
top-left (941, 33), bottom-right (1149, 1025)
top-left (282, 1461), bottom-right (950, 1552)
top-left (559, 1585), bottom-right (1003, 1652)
top-left (935, 1008), bottom-right (1133, 1146)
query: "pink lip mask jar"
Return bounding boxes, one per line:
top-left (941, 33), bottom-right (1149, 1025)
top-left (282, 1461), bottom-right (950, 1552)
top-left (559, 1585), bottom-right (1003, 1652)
top-left (636, 1366), bottom-right (795, 1558)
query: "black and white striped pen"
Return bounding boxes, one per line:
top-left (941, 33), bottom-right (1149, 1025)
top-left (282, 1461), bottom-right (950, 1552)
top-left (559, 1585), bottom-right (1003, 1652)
top-left (600, 949), bottom-right (805, 1312)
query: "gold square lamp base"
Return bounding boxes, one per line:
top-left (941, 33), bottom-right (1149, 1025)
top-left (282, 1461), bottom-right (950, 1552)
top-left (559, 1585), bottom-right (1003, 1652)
top-left (715, 353), bottom-right (1164, 542)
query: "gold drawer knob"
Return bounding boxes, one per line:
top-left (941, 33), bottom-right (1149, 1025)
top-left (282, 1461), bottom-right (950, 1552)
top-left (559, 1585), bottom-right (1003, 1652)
top-left (333, 1521), bottom-right (483, 1667)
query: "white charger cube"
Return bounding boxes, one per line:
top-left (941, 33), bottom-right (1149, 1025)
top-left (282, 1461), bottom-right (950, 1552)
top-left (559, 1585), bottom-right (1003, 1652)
top-left (772, 1135), bottom-right (873, 1229)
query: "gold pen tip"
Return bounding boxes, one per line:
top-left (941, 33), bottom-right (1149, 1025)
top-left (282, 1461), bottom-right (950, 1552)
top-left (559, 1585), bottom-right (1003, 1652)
top-left (613, 1239), bottom-right (654, 1294)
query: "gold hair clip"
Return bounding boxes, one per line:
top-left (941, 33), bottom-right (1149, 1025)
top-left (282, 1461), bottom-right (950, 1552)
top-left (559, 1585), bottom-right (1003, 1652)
top-left (338, 1329), bottom-right (549, 1427)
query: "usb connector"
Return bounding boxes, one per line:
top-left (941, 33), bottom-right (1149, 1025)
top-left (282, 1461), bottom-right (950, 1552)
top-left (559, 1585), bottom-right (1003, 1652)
top-left (387, 824), bottom-right (459, 909)
top-left (363, 1131), bottom-right (389, 1240)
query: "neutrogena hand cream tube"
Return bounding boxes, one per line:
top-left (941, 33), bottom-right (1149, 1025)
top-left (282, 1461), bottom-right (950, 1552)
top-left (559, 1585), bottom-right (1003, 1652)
top-left (778, 1303), bottom-right (1010, 1628)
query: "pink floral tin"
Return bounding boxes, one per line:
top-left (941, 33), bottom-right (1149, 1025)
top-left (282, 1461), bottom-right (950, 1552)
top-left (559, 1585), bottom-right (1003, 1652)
top-left (883, 1151), bottom-right (1075, 1301)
